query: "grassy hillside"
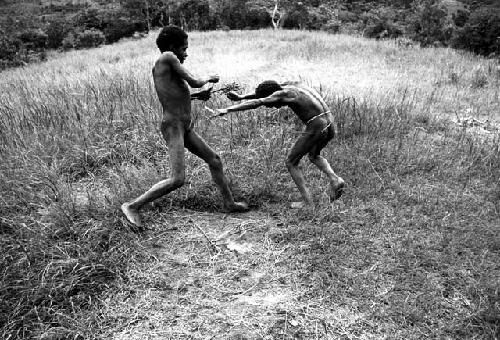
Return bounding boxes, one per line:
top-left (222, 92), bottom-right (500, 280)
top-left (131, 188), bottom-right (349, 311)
top-left (0, 29), bottom-right (499, 339)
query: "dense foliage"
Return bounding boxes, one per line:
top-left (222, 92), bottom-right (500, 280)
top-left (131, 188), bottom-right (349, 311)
top-left (0, 1), bottom-right (499, 69)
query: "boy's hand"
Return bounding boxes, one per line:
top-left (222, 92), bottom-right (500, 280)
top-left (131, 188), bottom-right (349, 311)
top-left (226, 91), bottom-right (241, 101)
top-left (208, 75), bottom-right (220, 83)
top-left (205, 106), bottom-right (228, 118)
top-left (197, 87), bottom-right (212, 101)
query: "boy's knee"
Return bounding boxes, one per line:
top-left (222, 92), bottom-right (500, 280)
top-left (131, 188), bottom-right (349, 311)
top-left (308, 153), bottom-right (319, 163)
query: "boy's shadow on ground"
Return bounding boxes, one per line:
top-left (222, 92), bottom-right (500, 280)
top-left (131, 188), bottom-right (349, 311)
top-left (144, 187), bottom-right (283, 215)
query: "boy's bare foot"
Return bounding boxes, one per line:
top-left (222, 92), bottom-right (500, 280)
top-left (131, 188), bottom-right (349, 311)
top-left (330, 178), bottom-right (345, 201)
top-left (121, 202), bottom-right (142, 227)
top-left (223, 201), bottom-right (249, 213)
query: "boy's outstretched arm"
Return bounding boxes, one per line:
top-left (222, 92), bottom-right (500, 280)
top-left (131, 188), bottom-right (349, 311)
top-left (216, 96), bottom-right (281, 116)
top-left (227, 91), bottom-right (257, 101)
top-left (216, 99), bottom-right (264, 115)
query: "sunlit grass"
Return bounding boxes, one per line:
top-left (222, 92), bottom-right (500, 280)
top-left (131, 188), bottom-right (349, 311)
top-left (0, 29), bottom-right (499, 339)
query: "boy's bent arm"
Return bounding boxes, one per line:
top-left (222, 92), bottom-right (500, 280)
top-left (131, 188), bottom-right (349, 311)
top-left (165, 53), bottom-right (217, 88)
top-left (191, 87), bottom-right (212, 101)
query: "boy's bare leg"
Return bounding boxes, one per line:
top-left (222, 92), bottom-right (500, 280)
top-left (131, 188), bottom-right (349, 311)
top-left (308, 154), bottom-right (345, 201)
top-left (121, 125), bottom-right (187, 226)
top-left (184, 130), bottom-right (248, 212)
top-left (286, 133), bottom-right (320, 207)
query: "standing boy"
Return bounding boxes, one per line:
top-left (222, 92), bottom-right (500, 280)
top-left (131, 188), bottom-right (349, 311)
top-left (122, 25), bottom-right (248, 227)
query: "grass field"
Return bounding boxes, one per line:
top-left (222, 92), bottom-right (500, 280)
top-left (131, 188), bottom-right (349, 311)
top-left (0, 29), bottom-right (499, 339)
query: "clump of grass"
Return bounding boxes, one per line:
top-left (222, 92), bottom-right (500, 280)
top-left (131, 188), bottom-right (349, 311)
top-left (470, 67), bottom-right (489, 89)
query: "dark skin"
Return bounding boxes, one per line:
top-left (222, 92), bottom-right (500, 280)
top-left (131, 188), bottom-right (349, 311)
top-left (216, 83), bottom-right (345, 208)
top-left (121, 38), bottom-right (248, 227)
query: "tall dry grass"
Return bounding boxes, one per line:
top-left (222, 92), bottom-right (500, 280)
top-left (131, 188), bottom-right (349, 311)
top-left (0, 29), bottom-right (499, 339)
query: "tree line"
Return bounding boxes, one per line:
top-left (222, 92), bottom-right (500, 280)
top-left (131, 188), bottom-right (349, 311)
top-left (0, 0), bottom-right (499, 70)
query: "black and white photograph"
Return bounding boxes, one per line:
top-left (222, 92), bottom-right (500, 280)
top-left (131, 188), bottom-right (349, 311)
top-left (1, 0), bottom-right (499, 339)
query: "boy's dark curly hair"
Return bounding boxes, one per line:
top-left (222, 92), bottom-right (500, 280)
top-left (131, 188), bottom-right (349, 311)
top-left (156, 25), bottom-right (188, 52)
top-left (255, 80), bottom-right (282, 98)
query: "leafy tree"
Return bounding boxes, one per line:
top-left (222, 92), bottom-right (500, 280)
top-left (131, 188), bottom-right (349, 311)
top-left (281, 1), bottom-right (308, 29)
top-left (75, 8), bottom-right (104, 30)
top-left (244, 1), bottom-right (272, 28)
top-left (362, 7), bottom-right (403, 39)
top-left (451, 6), bottom-right (500, 56)
top-left (177, 0), bottom-right (211, 30)
top-left (62, 28), bottom-right (105, 50)
top-left (0, 30), bottom-right (21, 62)
top-left (121, 0), bottom-right (159, 30)
top-left (16, 28), bottom-right (48, 50)
top-left (45, 16), bottom-right (73, 49)
top-left (409, 0), bottom-right (453, 46)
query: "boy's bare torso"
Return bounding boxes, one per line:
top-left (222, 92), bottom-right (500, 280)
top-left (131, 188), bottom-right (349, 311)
top-left (152, 52), bottom-right (192, 128)
top-left (276, 84), bottom-right (333, 125)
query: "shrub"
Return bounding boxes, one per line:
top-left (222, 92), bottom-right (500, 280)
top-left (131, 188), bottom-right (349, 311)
top-left (76, 29), bottom-right (106, 48)
top-left (337, 10), bottom-right (359, 22)
top-left (451, 7), bottom-right (500, 56)
top-left (0, 32), bottom-right (22, 62)
top-left (364, 21), bottom-right (403, 39)
top-left (75, 8), bottom-right (103, 30)
top-left (177, 0), bottom-right (212, 30)
top-left (217, 0), bottom-right (250, 29)
top-left (410, 0), bottom-right (454, 46)
top-left (62, 29), bottom-right (105, 50)
top-left (16, 28), bottom-right (48, 50)
top-left (76, 29), bottom-right (105, 49)
top-left (361, 8), bottom-right (403, 39)
top-left (322, 19), bottom-right (341, 33)
top-left (45, 17), bottom-right (73, 49)
top-left (61, 32), bottom-right (76, 50)
top-left (452, 7), bottom-right (470, 27)
top-left (103, 18), bottom-right (145, 44)
top-left (245, 3), bottom-right (272, 29)
top-left (281, 2), bottom-right (309, 29)
top-left (304, 5), bottom-right (333, 30)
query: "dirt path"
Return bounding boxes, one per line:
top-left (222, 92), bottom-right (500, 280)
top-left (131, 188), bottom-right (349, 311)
top-left (100, 209), bottom-right (360, 339)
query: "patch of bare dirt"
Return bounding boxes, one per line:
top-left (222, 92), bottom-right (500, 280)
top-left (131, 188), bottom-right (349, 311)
top-left (100, 209), bottom-right (361, 339)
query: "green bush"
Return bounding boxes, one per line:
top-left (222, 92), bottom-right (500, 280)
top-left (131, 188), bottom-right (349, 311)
top-left (451, 7), bottom-right (500, 56)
